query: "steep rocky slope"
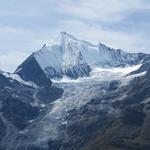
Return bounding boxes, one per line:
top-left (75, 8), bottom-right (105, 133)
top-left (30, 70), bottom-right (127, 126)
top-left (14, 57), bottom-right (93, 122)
top-left (0, 71), bottom-right (63, 150)
top-left (1, 63), bottom-right (148, 150)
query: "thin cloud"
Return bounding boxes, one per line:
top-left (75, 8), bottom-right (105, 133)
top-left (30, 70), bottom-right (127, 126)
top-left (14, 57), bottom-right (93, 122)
top-left (58, 20), bottom-right (150, 53)
top-left (55, 0), bottom-right (150, 22)
top-left (0, 51), bottom-right (28, 72)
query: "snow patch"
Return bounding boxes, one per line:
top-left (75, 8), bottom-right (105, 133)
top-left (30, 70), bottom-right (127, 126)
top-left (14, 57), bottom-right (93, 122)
top-left (2, 72), bottom-right (37, 88)
top-left (121, 71), bottom-right (146, 86)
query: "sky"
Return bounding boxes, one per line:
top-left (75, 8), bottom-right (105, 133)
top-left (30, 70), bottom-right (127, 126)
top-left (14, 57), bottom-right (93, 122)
top-left (0, 0), bottom-right (150, 72)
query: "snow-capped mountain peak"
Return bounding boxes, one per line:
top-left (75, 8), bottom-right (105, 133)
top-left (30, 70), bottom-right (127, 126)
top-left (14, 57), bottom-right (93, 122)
top-left (46, 32), bottom-right (78, 47)
top-left (31, 32), bottom-right (91, 79)
top-left (15, 32), bottom-right (148, 82)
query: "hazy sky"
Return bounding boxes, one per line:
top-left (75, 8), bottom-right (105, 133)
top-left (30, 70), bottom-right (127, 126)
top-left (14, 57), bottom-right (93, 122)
top-left (0, 0), bottom-right (150, 72)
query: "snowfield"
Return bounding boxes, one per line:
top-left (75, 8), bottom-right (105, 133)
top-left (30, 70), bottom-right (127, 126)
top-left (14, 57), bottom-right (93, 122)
top-left (52, 64), bottom-right (143, 83)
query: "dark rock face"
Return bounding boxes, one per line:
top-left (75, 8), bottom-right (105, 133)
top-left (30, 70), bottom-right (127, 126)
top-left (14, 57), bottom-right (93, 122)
top-left (48, 140), bottom-right (62, 150)
top-left (122, 107), bottom-right (146, 126)
top-left (44, 63), bottom-right (91, 79)
top-left (0, 72), bottom-right (63, 150)
top-left (98, 45), bottom-right (148, 67)
top-left (36, 86), bottom-right (64, 104)
top-left (129, 61), bottom-right (150, 75)
top-left (1, 97), bottom-right (40, 130)
top-left (15, 55), bottom-right (51, 87)
top-left (0, 117), bottom-right (6, 143)
top-left (64, 64), bottom-right (91, 79)
top-left (123, 73), bottom-right (150, 105)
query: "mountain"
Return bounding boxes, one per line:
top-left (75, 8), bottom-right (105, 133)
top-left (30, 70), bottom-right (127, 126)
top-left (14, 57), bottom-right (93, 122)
top-left (0, 32), bottom-right (150, 150)
top-left (2, 63), bottom-right (149, 150)
top-left (15, 32), bottom-right (148, 83)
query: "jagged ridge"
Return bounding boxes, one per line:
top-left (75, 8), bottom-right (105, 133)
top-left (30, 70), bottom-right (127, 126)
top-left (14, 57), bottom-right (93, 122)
top-left (15, 32), bottom-right (148, 82)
